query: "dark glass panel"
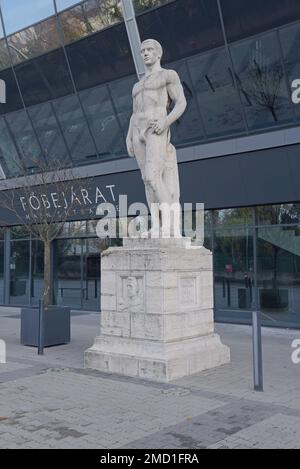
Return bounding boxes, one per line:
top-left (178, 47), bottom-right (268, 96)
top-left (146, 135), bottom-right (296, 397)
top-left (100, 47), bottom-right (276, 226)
top-left (80, 83), bottom-right (125, 158)
top-left (58, 0), bottom-right (123, 45)
top-left (66, 22), bottom-right (135, 90)
top-left (52, 93), bottom-right (98, 164)
top-left (188, 48), bottom-right (245, 138)
top-left (133, 0), bottom-right (174, 15)
top-left (0, 68), bottom-right (23, 115)
top-left (28, 102), bottom-right (71, 166)
top-left (221, 0), bottom-right (300, 43)
top-left (14, 48), bottom-right (74, 107)
top-left (280, 22), bottom-right (300, 121)
top-left (7, 16), bottom-right (61, 65)
top-left (230, 32), bottom-right (294, 130)
top-left (169, 60), bottom-right (205, 145)
top-left (5, 109), bottom-right (44, 173)
top-left (0, 117), bottom-right (22, 177)
top-left (109, 75), bottom-right (136, 137)
top-left (137, 0), bottom-right (224, 64)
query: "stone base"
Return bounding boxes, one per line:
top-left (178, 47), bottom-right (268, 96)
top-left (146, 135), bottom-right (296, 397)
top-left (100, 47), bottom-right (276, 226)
top-left (85, 333), bottom-right (230, 383)
top-left (85, 237), bottom-right (230, 382)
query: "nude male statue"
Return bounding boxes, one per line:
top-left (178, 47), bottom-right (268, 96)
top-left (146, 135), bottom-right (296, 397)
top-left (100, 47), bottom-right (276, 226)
top-left (126, 39), bottom-right (187, 236)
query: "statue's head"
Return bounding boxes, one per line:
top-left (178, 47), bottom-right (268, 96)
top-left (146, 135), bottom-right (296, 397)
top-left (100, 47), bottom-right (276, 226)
top-left (141, 39), bottom-right (163, 67)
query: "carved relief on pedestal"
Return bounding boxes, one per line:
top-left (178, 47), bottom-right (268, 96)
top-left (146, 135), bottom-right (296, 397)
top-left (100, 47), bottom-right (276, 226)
top-left (179, 276), bottom-right (198, 309)
top-left (117, 275), bottom-right (145, 313)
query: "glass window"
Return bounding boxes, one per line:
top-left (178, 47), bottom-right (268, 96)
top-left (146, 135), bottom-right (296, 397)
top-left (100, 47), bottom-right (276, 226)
top-left (80, 83), bottom-right (126, 158)
top-left (280, 23), bottom-right (300, 121)
top-left (0, 0), bottom-right (55, 35)
top-left (257, 225), bottom-right (300, 328)
top-left (5, 109), bottom-right (45, 173)
top-left (257, 205), bottom-right (300, 226)
top-left (52, 93), bottom-right (98, 164)
top-left (0, 117), bottom-right (22, 177)
top-left (0, 37), bottom-right (10, 70)
top-left (213, 208), bottom-right (253, 227)
top-left (230, 32), bottom-right (294, 131)
top-left (10, 240), bottom-right (30, 305)
top-left (188, 48), bottom-right (246, 138)
top-left (56, 0), bottom-right (81, 11)
top-left (109, 75), bottom-right (136, 137)
top-left (14, 48), bottom-right (74, 107)
top-left (28, 102), bottom-right (71, 166)
top-left (66, 22), bottom-right (135, 90)
top-left (220, 0), bottom-right (300, 43)
top-left (58, 0), bottom-right (123, 45)
top-left (168, 60), bottom-right (205, 145)
top-left (0, 68), bottom-right (23, 115)
top-left (133, 0), bottom-right (174, 15)
top-left (6, 16), bottom-right (61, 65)
top-left (137, 0), bottom-right (224, 63)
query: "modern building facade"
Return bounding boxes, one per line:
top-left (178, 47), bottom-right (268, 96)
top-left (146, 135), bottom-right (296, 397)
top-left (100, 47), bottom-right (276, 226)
top-left (1, 0), bottom-right (300, 329)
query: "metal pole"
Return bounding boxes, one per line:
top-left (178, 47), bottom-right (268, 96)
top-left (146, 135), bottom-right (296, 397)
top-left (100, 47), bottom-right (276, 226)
top-left (38, 300), bottom-right (44, 356)
top-left (252, 208), bottom-right (263, 392)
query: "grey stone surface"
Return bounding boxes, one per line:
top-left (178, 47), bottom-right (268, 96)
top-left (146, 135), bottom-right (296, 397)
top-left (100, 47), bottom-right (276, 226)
top-left (0, 309), bottom-right (300, 449)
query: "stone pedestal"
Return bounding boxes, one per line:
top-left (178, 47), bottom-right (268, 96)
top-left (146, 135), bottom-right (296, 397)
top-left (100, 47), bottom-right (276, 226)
top-left (84, 238), bottom-right (230, 382)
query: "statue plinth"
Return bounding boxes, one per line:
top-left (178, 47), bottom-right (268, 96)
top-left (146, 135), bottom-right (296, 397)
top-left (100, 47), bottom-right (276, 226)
top-left (84, 238), bottom-right (230, 382)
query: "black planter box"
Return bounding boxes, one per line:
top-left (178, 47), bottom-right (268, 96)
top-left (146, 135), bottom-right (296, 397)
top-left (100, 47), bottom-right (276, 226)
top-left (21, 306), bottom-right (71, 347)
top-left (260, 289), bottom-right (289, 310)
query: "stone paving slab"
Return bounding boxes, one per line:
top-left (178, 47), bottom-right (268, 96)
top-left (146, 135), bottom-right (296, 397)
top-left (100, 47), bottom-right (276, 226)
top-left (0, 312), bottom-right (300, 448)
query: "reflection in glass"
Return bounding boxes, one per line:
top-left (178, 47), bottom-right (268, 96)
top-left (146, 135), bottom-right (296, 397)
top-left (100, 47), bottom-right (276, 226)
top-left (214, 226), bottom-right (254, 323)
top-left (280, 22), bottom-right (300, 121)
top-left (5, 109), bottom-right (44, 173)
top-left (169, 61), bottom-right (205, 145)
top-left (0, 0), bottom-right (55, 35)
top-left (133, 0), bottom-right (173, 15)
top-left (66, 22), bottom-right (134, 90)
top-left (230, 32), bottom-right (293, 130)
top-left (137, 0), bottom-right (224, 63)
top-left (0, 117), bottom-right (22, 177)
top-left (188, 49), bottom-right (245, 138)
top-left (15, 48), bottom-right (74, 107)
top-left (0, 68), bottom-right (23, 115)
top-left (7, 16), bottom-right (61, 65)
top-left (220, 0), bottom-right (300, 43)
top-left (257, 225), bottom-right (300, 327)
top-left (10, 240), bottom-right (30, 305)
top-left (58, 0), bottom-right (123, 45)
top-left (28, 102), bottom-right (71, 166)
top-left (0, 38), bottom-right (10, 71)
top-left (109, 75), bottom-right (136, 135)
top-left (80, 84), bottom-right (126, 158)
top-left (31, 240), bottom-right (44, 306)
top-left (53, 94), bottom-right (98, 164)
top-left (256, 205), bottom-right (300, 226)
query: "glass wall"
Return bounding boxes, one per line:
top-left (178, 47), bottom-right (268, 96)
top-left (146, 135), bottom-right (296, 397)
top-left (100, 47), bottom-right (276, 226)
top-left (1, 0), bottom-right (300, 178)
top-left (212, 205), bottom-right (300, 329)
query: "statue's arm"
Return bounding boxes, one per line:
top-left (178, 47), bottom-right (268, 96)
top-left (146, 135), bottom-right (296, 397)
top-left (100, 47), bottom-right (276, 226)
top-left (166, 70), bottom-right (187, 127)
top-left (126, 114), bottom-right (135, 158)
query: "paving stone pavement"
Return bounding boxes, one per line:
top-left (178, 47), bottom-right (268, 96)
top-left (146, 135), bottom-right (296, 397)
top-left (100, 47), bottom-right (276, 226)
top-left (0, 310), bottom-right (300, 449)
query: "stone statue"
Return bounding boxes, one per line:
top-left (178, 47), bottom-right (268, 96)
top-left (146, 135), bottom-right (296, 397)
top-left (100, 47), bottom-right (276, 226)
top-left (126, 39), bottom-right (187, 236)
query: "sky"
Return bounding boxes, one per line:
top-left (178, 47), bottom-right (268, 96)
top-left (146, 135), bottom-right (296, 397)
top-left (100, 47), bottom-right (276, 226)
top-left (0, 0), bottom-right (81, 35)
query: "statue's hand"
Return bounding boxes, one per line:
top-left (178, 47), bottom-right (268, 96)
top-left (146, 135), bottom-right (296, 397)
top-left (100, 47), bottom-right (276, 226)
top-left (150, 118), bottom-right (168, 135)
top-left (126, 137), bottom-right (135, 158)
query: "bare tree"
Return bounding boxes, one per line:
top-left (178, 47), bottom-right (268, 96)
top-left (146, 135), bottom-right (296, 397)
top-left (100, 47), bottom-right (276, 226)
top-left (0, 157), bottom-right (88, 309)
top-left (242, 59), bottom-right (284, 122)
